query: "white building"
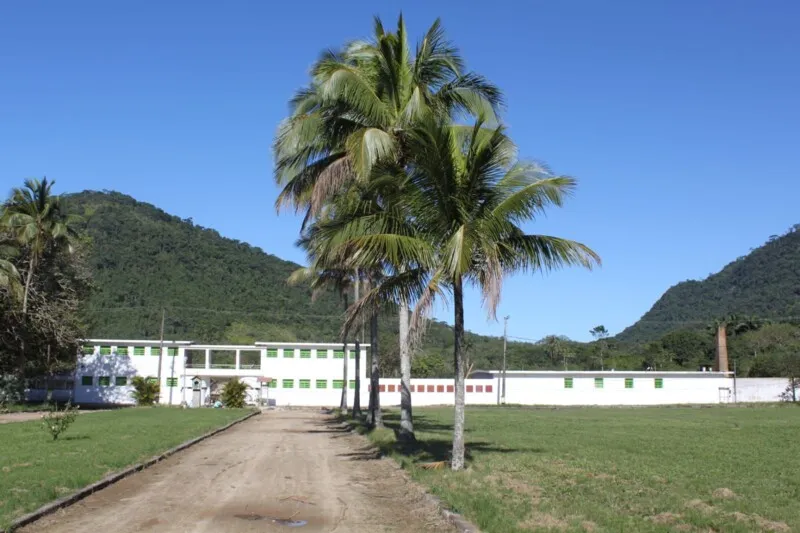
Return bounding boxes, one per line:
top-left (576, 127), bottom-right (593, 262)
top-left (25, 339), bottom-right (792, 407)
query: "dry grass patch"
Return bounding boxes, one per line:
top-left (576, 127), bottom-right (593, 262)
top-left (647, 512), bottom-right (682, 525)
top-left (711, 487), bottom-right (737, 500)
top-left (519, 512), bottom-right (569, 531)
top-left (685, 499), bottom-right (715, 515)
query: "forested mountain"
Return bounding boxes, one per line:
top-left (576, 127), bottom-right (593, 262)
top-left (618, 225), bottom-right (800, 343)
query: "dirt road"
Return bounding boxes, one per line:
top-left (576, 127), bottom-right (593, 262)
top-left (21, 410), bottom-right (454, 533)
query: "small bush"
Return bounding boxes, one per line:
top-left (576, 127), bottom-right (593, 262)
top-left (41, 401), bottom-right (79, 440)
top-left (131, 376), bottom-right (160, 406)
top-left (220, 378), bottom-right (248, 408)
top-left (0, 375), bottom-right (24, 409)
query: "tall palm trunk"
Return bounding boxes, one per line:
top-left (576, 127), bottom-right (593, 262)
top-left (366, 312), bottom-right (383, 428)
top-left (451, 275), bottom-right (466, 470)
top-left (21, 255), bottom-right (35, 316)
top-left (352, 276), bottom-right (361, 418)
top-left (398, 300), bottom-right (415, 441)
top-left (340, 294), bottom-right (349, 414)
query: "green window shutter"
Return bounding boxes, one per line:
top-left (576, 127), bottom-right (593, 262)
top-left (283, 349), bottom-right (294, 358)
top-left (299, 379), bottom-right (310, 389)
top-left (332, 380), bottom-right (344, 389)
top-left (316, 379), bottom-right (327, 389)
top-left (282, 379), bottom-right (294, 389)
top-left (266, 348), bottom-right (278, 358)
top-left (348, 380), bottom-right (356, 390)
top-left (99, 346), bottom-right (111, 356)
top-left (167, 347), bottom-right (178, 356)
top-left (146, 377), bottom-right (158, 385)
top-left (267, 379), bottom-right (277, 389)
top-left (81, 376), bottom-right (93, 386)
top-left (115, 376), bottom-right (128, 386)
top-left (151, 347), bottom-right (161, 356)
top-left (655, 378), bottom-right (664, 389)
top-left (594, 378), bottom-right (604, 389)
top-left (98, 376), bottom-right (111, 386)
top-left (317, 349), bottom-right (327, 359)
top-left (300, 349), bottom-right (311, 359)
top-left (333, 350), bottom-right (344, 359)
top-left (348, 350), bottom-right (355, 359)
top-left (116, 347), bottom-right (129, 356)
top-left (82, 345), bottom-right (94, 355)
top-left (625, 378), bottom-right (634, 389)
top-left (133, 346), bottom-right (145, 356)
top-left (564, 377), bottom-right (573, 389)
top-left (166, 377), bottom-right (178, 387)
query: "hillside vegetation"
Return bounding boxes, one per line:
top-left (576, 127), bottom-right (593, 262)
top-left (618, 225), bottom-right (800, 343)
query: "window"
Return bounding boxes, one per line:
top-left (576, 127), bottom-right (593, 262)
top-left (379, 384), bottom-right (385, 392)
top-left (486, 385), bottom-right (493, 393)
top-left (316, 379), bottom-right (327, 389)
top-left (116, 346), bottom-right (129, 356)
top-left (316, 349), bottom-right (327, 359)
top-left (266, 348), bottom-right (278, 358)
top-left (388, 384), bottom-right (396, 392)
top-left (333, 350), bottom-right (344, 359)
top-left (115, 376), bottom-right (128, 386)
top-left (146, 377), bottom-right (158, 385)
top-left (349, 350), bottom-right (355, 359)
top-left (99, 346), bottom-right (112, 356)
top-left (625, 378), bottom-right (634, 389)
top-left (299, 379), bottom-right (311, 389)
top-left (166, 378), bottom-right (178, 387)
top-left (594, 378), bottom-right (604, 389)
top-left (150, 347), bottom-right (161, 356)
top-left (167, 347), bottom-right (178, 356)
top-left (466, 385), bottom-right (474, 393)
top-left (427, 385), bottom-right (434, 393)
top-left (332, 380), bottom-right (344, 389)
top-left (267, 379), bottom-right (277, 389)
top-left (133, 346), bottom-right (145, 356)
top-left (436, 385), bottom-right (445, 393)
top-left (81, 376), bottom-right (93, 386)
top-left (98, 376), bottom-right (111, 386)
top-left (655, 378), bottom-right (664, 389)
top-left (283, 349), bottom-right (294, 358)
top-left (282, 379), bottom-right (294, 388)
top-left (300, 349), bottom-right (311, 359)
top-left (564, 377), bottom-right (574, 389)
top-left (476, 385), bottom-right (484, 393)
top-left (447, 385), bottom-right (454, 393)
top-left (82, 345), bottom-right (94, 355)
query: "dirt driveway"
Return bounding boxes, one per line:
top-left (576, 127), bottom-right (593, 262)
top-left (21, 410), bottom-right (454, 533)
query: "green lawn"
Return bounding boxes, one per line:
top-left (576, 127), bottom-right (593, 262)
top-left (363, 406), bottom-right (800, 533)
top-left (0, 407), bottom-right (251, 528)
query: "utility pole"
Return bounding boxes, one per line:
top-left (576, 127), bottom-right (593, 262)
top-left (156, 308), bottom-right (165, 405)
top-left (502, 315), bottom-right (509, 405)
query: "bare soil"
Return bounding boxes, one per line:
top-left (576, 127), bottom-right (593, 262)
top-left (19, 410), bottom-right (454, 532)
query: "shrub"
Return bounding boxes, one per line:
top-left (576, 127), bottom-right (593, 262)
top-left (41, 401), bottom-right (79, 440)
top-left (131, 376), bottom-right (160, 406)
top-left (220, 378), bottom-right (248, 408)
top-left (0, 375), bottom-right (24, 409)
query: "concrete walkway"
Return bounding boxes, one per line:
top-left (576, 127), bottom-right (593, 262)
top-left (21, 410), bottom-right (454, 533)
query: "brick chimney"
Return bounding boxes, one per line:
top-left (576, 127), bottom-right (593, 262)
top-left (715, 325), bottom-right (729, 372)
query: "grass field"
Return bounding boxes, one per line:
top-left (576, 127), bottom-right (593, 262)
top-left (0, 407), bottom-right (251, 528)
top-left (363, 406), bottom-right (800, 533)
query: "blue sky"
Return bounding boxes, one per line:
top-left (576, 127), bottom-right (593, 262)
top-left (2, 1), bottom-right (798, 342)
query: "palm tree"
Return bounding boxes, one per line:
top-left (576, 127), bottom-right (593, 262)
top-left (329, 117), bottom-right (600, 469)
top-left (0, 241), bottom-right (22, 302)
top-left (1, 178), bottom-right (77, 315)
top-left (274, 16), bottom-right (502, 440)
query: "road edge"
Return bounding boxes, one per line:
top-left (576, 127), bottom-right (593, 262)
top-left (5, 409), bottom-right (260, 532)
top-left (336, 416), bottom-right (481, 533)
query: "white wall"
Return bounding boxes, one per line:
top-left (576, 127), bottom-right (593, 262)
top-left (735, 378), bottom-right (791, 402)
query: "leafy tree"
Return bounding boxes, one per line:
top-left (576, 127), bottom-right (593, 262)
top-left (590, 325), bottom-right (609, 370)
top-left (659, 329), bottom-right (712, 368)
top-left (220, 378), bottom-right (249, 408)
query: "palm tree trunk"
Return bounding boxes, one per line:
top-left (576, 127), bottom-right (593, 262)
top-left (21, 254), bottom-right (36, 316)
top-left (352, 275), bottom-right (361, 418)
top-left (367, 312), bottom-right (383, 428)
top-left (340, 294), bottom-right (349, 414)
top-left (398, 299), bottom-right (415, 442)
top-left (451, 275), bottom-right (466, 471)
